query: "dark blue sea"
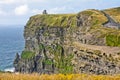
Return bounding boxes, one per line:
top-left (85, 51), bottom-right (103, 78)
top-left (0, 26), bottom-right (25, 72)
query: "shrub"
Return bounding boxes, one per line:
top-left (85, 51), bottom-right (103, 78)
top-left (44, 59), bottom-right (53, 65)
top-left (106, 34), bottom-right (120, 46)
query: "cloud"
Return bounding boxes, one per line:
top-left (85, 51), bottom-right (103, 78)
top-left (14, 5), bottom-right (29, 16)
top-left (0, 0), bottom-right (46, 4)
top-left (0, 0), bottom-right (15, 4)
top-left (0, 9), bottom-right (7, 15)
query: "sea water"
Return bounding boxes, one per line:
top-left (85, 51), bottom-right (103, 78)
top-left (0, 26), bottom-right (25, 72)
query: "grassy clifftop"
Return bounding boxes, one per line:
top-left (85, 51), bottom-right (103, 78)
top-left (26, 14), bottom-right (76, 28)
top-left (26, 9), bottom-right (107, 28)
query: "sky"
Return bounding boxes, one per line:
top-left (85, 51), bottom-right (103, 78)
top-left (0, 0), bottom-right (120, 26)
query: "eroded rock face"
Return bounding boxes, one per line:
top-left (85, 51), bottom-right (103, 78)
top-left (14, 9), bottom-right (120, 75)
top-left (72, 49), bottom-right (120, 75)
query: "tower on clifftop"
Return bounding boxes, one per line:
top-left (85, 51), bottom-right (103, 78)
top-left (42, 10), bottom-right (47, 14)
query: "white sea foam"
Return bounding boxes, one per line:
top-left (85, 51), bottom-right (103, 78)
top-left (4, 67), bottom-right (15, 72)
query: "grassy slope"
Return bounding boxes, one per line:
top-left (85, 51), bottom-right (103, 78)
top-left (0, 73), bottom-right (120, 80)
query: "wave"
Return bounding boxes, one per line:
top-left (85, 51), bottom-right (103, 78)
top-left (4, 67), bottom-right (15, 72)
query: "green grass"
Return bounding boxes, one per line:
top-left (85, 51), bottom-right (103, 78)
top-left (21, 51), bottom-right (35, 59)
top-left (106, 34), bottom-right (120, 46)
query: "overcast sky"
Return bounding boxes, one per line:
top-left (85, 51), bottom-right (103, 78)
top-left (0, 0), bottom-right (120, 26)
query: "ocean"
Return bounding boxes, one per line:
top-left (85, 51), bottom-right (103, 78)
top-left (0, 26), bottom-right (25, 72)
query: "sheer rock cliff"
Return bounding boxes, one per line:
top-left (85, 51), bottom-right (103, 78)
top-left (14, 7), bottom-right (120, 75)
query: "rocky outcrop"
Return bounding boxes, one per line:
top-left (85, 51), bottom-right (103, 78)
top-left (14, 8), bottom-right (120, 75)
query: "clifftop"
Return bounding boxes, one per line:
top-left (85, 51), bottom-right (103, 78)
top-left (26, 9), bottom-right (107, 28)
top-left (27, 14), bottom-right (76, 28)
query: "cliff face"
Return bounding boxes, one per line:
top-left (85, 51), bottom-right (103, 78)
top-left (14, 8), bottom-right (120, 74)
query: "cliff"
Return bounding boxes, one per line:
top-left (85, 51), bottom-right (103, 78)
top-left (14, 7), bottom-right (120, 75)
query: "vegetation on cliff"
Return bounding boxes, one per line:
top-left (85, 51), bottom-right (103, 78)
top-left (21, 51), bottom-right (35, 59)
top-left (40, 43), bottom-right (74, 74)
